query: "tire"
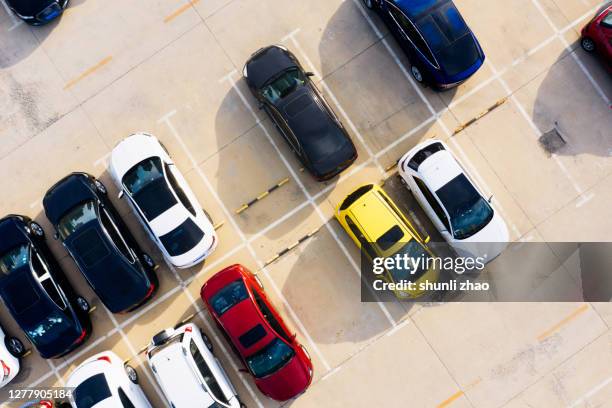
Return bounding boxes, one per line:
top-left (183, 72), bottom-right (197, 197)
top-left (362, 0), bottom-right (376, 9)
top-left (201, 331), bottom-right (214, 352)
top-left (411, 65), bottom-right (424, 84)
top-left (5, 336), bottom-right (25, 358)
top-left (142, 253), bottom-right (156, 269)
top-left (94, 179), bottom-right (107, 195)
top-left (76, 296), bottom-right (90, 313)
top-left (125, 365), bottom-right (139, 384)
top-left (29, 221), bottom-right (45, 237)
top-left (581, 37), bottom-right (596, 53)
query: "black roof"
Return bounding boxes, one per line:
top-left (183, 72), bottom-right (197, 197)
top-left (43, 173), bottom-right (96, 225)
top-left (245, 46), bottom-right (298, 89)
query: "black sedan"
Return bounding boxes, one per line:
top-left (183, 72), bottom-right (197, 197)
top-left (5, 0), bottom-right (69, 25)
top-left (243, 45), bottom-right (358, 181)
top-left (43, 173), bottom-right (158, 314)
top-left (0, 215), bottom-right (91, 359)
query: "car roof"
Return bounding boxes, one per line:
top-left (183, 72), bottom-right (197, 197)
top-left (150, 342), bottom-right (215, 408)
top-left (345, 187), bottom-right (406, 242)
top-left (417, 149), bottom-right (463, 192)
top-left (43, 173), bottom-right (95, 225)
top-left (245, 46), bottom-right (297, 89)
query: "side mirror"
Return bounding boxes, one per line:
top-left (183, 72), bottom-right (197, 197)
top-left (239, 368), bottom-right (249, 374)
top-left (291, 333), bottom-right (297, 341)
top-left (488, 195), bottom-right (493, 203)
top-left (305, 71), bottom-right (315, 77)
top-left (118, 191), bottom-right (124, 199)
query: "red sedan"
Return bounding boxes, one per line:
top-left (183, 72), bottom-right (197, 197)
top-left (581, 5), bottom-right (612, 71)
top-left (201, 264), bottom-right (313, 401)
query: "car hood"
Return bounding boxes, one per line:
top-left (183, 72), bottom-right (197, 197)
top-left (43, 173), bottom-right (94, 225)
top-left (255, 354), bottom-right (311, 401)
top-left (245, 46), bottom-right (297, 89)
top-left (64, 223), bottom-right (150, 312)
top-left (452, 211), bottom-right (509, 264)
top-left (6, 0), bottom-right (54, 16)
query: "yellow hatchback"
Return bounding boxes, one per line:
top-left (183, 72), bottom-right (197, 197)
top-left (335, 184), bottom-right (439, 299)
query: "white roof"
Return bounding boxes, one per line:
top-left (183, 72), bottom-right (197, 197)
top-left (150, 343), bottom-right (215, 408)
top-left (418, 150), bottom-right (464, 192)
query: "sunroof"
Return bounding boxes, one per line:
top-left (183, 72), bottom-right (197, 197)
top-left (239, 324), bottom-right (267, 349)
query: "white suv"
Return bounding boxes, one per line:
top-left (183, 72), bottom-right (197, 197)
top-left (0, 325), bottom-right (24, 388)
top-left (147, 323), bottom-right (244, 408)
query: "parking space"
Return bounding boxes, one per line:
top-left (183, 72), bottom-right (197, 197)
top-left (1, 0), bottom-right (611, 407)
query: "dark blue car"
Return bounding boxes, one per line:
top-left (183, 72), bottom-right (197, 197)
top-left (363, 0), bottom-right (485, 89)
top-left (43, 173), bottom-right (158, 314)
top-left (0, 215), bottom-right (91, 359)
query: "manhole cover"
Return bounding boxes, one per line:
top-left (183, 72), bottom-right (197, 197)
top-left (539, 128), bottom-right (566, 154)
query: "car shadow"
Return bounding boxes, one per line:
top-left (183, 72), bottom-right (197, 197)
top-left (530, 36), bottom-right (612, 159)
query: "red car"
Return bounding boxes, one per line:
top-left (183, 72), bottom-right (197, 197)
top-left (581, 5), bottom-right (612, 71)
top-left (200, 264), bottom-right (313, 401)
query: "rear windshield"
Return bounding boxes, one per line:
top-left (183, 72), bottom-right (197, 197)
top-left (159, 218), bottom-right (204, 257)
top-left (0, 244), bottom-right (29, 276)
top-left (376, 225), bottom-right (405, 251)
top-left (74, 373), bottom-right (112, 408)
top-left (57, 201), bottom-right (97, 240)
top-left (210, 279), bottom-right (249, 316)
top-left (246, 338), bottom-right (295, 378)
top-left (24, 310), bottom-right (75, 350)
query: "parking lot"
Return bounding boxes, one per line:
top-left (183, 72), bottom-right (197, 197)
top-left (1, 0), bottom-right (611, 406)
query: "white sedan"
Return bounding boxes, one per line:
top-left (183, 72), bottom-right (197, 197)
top-left (0, 325), bottom-right (24, 388)
top-left (110, 133), bottom-right (218, 268)
top-left (398, 139), bottom-right (509, 265)
top-left (147, 323), bottom-right (244, 408)
top-left (66, 351), bottom-right (152, 408)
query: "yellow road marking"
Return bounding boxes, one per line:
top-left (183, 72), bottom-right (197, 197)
top-left (64, 56), bottom-right (112, 89)
top-left (164, 0), bottom-right (200, 23)
top-left (537, 304), bottom-right (590, 341)
top-left (437, 390), bottom-right (464, 408)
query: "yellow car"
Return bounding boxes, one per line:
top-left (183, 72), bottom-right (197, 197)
top-left (335, 184), bottom-right (439, 299)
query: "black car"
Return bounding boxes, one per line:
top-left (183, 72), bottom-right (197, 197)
top-left (43, 173), bottom-right (158, 314)
top-left (0, 215), bottom-right (91, 359)
top-left (243, 45), bottom-right (358, 181)
top-left (6, 0), bottom-right (69, 25)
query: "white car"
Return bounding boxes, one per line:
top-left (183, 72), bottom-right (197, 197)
top-left (0, 325), bottom-right (24, 388)
top-left (110, 133), bottom-right (218, 268)
top-left (147, 323), bottom-right (243, 408)
top-left (66, 351), bottom-right (152, 408)
top-left (398, 139), bottom-right (509, 265)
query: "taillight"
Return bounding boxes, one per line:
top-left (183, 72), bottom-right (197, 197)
top-left (184, 326), bottom-right (193, 333)
top-left (97, 355), bottom-right (111, 363)
top-left (1, 360), bottom-right (9, 377)
top-left (145, 283), bottom-right (155, 299)
top-left (73, 329), bottom-right (87, 345)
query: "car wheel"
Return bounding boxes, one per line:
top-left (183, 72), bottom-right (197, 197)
top-left (29, 222), bottom-right (45, 237)
top-left (200, 330), bottom-right (214, 352)
top-left (581, 37), bottom-right (596, 53)
top-left (5, 336), bottom-right (25, 358)
top-left (94, 179), bottom-right (107, 195)
top-left (362, 0), bottom-right (377, 9)
top-left (411, 65), bottom-right (424, 83)
top-left (125, 365), bottom-right (139, 384)
top-left (76, 296), bottom-right (90, 313)
top-left (142, 253), bottom-right (156, 269)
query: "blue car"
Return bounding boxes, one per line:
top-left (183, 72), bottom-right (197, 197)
top-left (363, 0), bottom-right (485, 89)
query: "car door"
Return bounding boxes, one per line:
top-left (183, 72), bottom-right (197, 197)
top-left (411, 176), bottom-right (452, 241)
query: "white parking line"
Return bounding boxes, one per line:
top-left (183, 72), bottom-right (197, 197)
top-left (219, 70), bottom-right (398, 328)
top-left (158, 110), bottom-right (334, 373)
top-left (530, 0), bottom-right (610, 106)
top-left (568, 375), bottom-right (612, 407)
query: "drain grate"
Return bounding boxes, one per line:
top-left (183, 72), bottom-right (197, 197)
top-left (539, 128), bottom-right (566, 154)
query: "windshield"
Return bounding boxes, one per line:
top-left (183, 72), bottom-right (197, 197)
top-left (0, 244), bottom-right (29, 276)
top-left (210, 279), bottom-right (249, 316)
top-left (57, 201), bottom-right (97, 240)
top-left (24, 310), bottom-right (75, 349)
top-left (261, 68), bottom-right (306, 104)
top-left (123, 157), bottom-right (164, 195)
top-left (73, 373), bottom-right (112, 408)
top-left (389, 240), bottom-right (434, 282)
top-left (159, 218), bottom-right (204, 257)
top-left (436, 174), bottom-right (494, 240)
top-left (246, 338), bottom-right (295, 378)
